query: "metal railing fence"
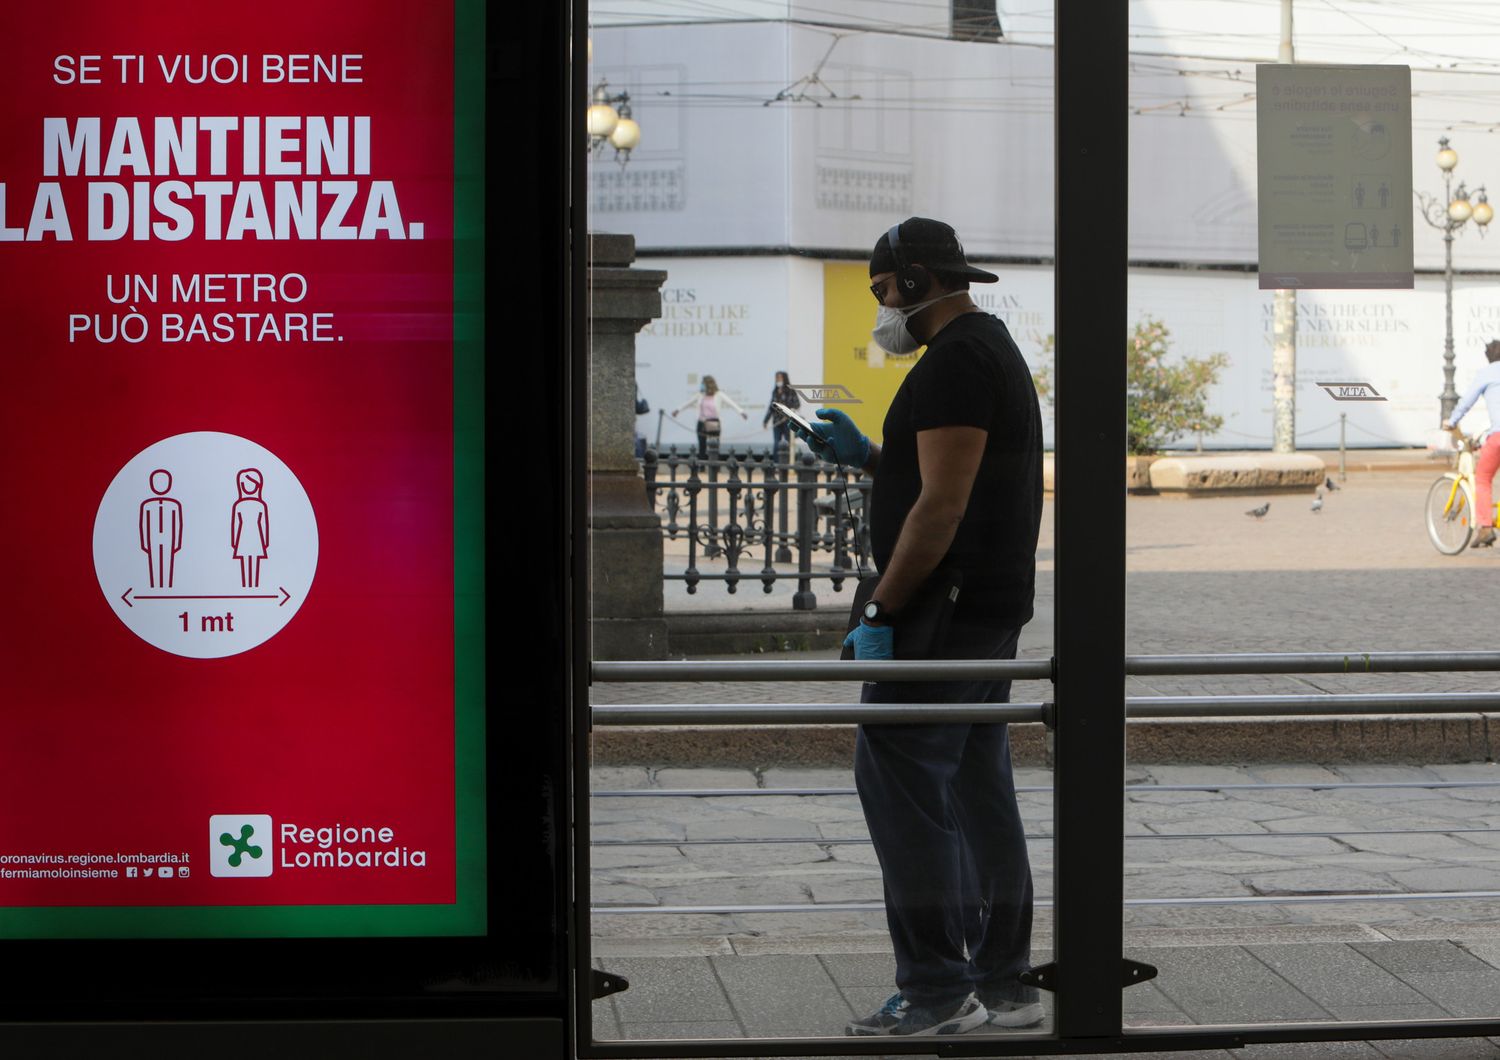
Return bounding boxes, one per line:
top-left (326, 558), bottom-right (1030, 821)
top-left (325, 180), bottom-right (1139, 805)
top-left (642, 445), bottom-right (871, 607)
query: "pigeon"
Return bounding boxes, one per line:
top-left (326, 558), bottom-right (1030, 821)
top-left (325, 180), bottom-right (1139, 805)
top-left (1311, 491), bottom-right (1323, 513)
top-left (1246, 502), bottom-right (1271, 519)
top-left (1325, 476), bottom-right (1340, 492)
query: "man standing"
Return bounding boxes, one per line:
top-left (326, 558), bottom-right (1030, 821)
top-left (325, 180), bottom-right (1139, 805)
top-left (804, 218), bottom-right (1044, 1037)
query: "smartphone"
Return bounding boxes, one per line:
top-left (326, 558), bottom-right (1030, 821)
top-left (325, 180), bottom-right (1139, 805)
top-left (772, 401), bottom-right (819, 441)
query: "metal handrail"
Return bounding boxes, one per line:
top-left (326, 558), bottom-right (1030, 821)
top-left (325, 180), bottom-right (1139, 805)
top-left (591, 650), bottom-right (1500, 683)
top-left (594, 659), bottom-right (1053, 682)
top-left (591, 691), bottom-right (1500, 726)
top-left (591, 703), bottom-right (1047, 726)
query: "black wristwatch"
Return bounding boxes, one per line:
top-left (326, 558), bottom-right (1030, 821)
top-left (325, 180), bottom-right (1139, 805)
top-left (862, 599), bottom-right (895, 625)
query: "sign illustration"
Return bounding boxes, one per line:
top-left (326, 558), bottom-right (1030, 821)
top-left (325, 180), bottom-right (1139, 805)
top-left (94, 432), bottom-right (317, 659)
top-left (140, 469), bottom-right (184, 588)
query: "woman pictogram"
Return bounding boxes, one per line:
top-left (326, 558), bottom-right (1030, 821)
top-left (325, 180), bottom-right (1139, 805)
top-left (231, 468), bottom-right (269, 588)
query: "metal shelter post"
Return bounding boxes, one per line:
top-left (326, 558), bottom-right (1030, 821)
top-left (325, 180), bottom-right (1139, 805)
top-left (1053, 0), bottom-right (1129, 1042)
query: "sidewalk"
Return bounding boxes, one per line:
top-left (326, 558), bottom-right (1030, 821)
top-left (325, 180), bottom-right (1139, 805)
top-left (588, 762), bottom-right (1500, 1058)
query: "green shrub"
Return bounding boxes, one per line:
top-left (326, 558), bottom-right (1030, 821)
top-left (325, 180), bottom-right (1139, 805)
top-left (1031, 319), bottom-right (1228, 456)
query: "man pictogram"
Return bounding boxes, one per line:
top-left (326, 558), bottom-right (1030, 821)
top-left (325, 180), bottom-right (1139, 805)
top-left (139, 469), bottom-right (183, 588)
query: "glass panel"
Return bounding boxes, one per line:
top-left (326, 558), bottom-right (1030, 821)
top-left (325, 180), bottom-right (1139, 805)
top-left (584, 0), bottom-right (1057, 1044)
top-left (1124, 0), bottom-right (1500, 1035)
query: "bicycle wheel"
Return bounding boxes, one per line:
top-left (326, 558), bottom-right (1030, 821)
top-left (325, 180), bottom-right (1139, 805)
top-left (1426, 474), bottom-right (1475, 555)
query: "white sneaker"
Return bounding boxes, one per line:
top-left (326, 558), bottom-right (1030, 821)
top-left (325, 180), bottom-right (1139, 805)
top-left (984, 998), bottom-right (1044, 1028)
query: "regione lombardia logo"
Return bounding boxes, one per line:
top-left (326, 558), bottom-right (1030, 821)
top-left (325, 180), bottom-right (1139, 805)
top-left (210, 814), bottom-right (274, 877)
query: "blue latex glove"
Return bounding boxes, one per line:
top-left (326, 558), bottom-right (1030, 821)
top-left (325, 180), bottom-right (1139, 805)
top-left (843, 620), bottom-right (894, 660)
top-left (803, 407), bottom-right (871, 466)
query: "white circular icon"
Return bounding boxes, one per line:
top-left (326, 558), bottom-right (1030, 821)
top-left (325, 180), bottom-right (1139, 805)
top-left (93, 432), bottom-right (318, 659)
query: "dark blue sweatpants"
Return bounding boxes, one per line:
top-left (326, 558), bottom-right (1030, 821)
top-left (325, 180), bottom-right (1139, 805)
top-left (854, 622), bottom-right (1038, 1009)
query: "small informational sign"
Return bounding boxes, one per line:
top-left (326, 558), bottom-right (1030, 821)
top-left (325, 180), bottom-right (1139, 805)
top-left (1257, 64), bottom-right (1413, 290)
top-left (1315, 381), bottom-right (1389, 401)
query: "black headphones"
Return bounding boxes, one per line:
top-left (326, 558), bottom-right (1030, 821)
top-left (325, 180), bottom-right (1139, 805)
top-left (887, 222), bottom-right (931, 300)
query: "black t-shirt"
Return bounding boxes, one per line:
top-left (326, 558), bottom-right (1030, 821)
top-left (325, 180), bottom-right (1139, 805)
top-left (869, 311), bottom-right (1043, 628)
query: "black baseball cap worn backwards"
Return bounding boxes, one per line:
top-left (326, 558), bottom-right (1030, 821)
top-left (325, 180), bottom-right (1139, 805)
top-left (869, 217), bottom-right (1000, 283)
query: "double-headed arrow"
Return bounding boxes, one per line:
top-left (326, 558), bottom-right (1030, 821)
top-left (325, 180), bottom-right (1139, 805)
top-left (121, 587), bottom-right (292, 608)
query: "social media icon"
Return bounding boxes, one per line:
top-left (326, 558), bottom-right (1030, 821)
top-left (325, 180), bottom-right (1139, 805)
top-left (159, 866), bottom-right (174, 878)
top-left (125, 867), bottom-right (138, 878)
top-left (143, 867), bottom-right (155, 877)
top-left (177, 866), bottom-right (190, 879)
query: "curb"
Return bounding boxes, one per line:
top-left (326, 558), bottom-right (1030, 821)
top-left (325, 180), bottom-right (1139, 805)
top-left (590, 714), bottom-right (1499, 768)
top-left (665, 610), bottom-right (850, 654)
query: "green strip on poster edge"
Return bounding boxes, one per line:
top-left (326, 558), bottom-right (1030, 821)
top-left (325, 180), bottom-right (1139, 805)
top-left (0, 0), bottom-right (488, 940)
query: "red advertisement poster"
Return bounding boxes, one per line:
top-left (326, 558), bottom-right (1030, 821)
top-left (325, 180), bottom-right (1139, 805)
top-left (0, 2), bottom-right (485, 937)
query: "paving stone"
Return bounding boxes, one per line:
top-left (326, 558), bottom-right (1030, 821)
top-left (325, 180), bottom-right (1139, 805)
top-left (1239, 1042), bottom-right (1385, 1058)
top-left (654, 768), bottom-right (761, 789)
top-left (591, 882), bottom-right (662, 906)
top-left (1124, 869), bottom-right (1251, 900)
top-left (1149, 945), bottom-right (1331, 1022)
top-left (1429, 764), bottom-right (1500, 781)
top-left (1339, 833), bottom-right (1478, 857)
top-left (817, 951), bottom-right (896, 988)
top-left (591, 819), bottom-right (688, 842)
top-left (1198, 798), bottom-right (1314, 822)
top-left (758, 768), bottom-right (853, 790)
top-left (1371, 1036), bottom-right (1500, 1059)
top-left (1244, 943), bottom-right (1430, 1006)
top-left (681, 842), bottom-right (833, 870)
top-left (1398, 969), bottom-right (1500, 1018)
top-left (803, 875), bottom-right (886, 904)
top-left (733, 932), bottom-right (891, 956)
top-left (1127, 837), bottom-right (1240, 863)
top-left (1247, 764), bottom-right (1346, 785)
top-left (1149, 815), bottom-right (1275, 836)
top-left (1262, 815), bottom-right (1377, 835)
top-left (1353, 941), bottom-right (1497, 976)
top-left (652, 876), bottom-right (822, 907)
top-left (1222, 835), bottom-right (1349, 856)
top-left (590, 845), bottom-right (692, 870)
top-left (711, 953), bottom-right (847, 1037)
top-left (588, 766), bottom-right (655, 790)
top-left (824, 841), bottom-right (881, 866)
top-left (1144, 765), bottom-right (1258, 786)
top-left (683, 816), bottom-right (824, 840)
top-left (1460, 941), bottom-right (1500, 969)
top-left (1130, 790), bottom-right (1232, 804)
top-left (614, 1020), bottom-right (745, 1040)
top-left (605, 956), bottom-right (737, 1024)
top-left (595, 935), bottom-right (735, 957)
top-left (1387, 866), bottom-right (1500, 892)
top-left (1243, 868), bottom-right (1405, 895)
top-left (1323, 1003), bottom-right (1455, 1023)
top-left (1335, 766), bottom-right (1445, 784)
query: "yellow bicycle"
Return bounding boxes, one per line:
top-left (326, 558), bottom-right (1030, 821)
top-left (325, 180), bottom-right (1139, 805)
top-left (1426, 431), bottom-right (1499, 554)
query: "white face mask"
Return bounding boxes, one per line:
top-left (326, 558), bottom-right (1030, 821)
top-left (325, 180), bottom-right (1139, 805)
top-left (871, 290), bottom-right (965, 354)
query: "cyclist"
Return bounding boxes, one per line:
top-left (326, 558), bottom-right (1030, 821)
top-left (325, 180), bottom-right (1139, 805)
top-left (1443, 338), bottom-right (1500, 547)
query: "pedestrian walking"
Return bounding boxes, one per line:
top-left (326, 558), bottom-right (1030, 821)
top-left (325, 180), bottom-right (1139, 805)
top-left (762, 371), bottom-right (802, 459)
top-left (802, 217), bottom-right (1044, 1037)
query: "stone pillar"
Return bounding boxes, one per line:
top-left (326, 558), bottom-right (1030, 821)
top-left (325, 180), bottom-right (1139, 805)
top-left (589, 234), bottom-right (669, 660)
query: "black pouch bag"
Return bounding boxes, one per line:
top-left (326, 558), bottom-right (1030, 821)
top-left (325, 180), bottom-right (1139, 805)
top-left (841, 567), bottom-right (963, 660)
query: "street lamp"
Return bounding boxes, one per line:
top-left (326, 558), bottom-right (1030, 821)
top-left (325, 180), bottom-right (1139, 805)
top-left (1418, 136), bottom-right (1491, 423)
top-left (587, 79), bottom-right (641, 166)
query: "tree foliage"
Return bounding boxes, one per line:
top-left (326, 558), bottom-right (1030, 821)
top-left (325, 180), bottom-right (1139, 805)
top-left (1031, 318), bottom-right (1229, 455)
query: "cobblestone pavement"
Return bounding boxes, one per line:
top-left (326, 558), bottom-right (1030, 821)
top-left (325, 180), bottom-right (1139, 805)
top-left (589, 763), bottom-right (1500, 1057)
top-left (587, 470), bottom-right (1500, 1054)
